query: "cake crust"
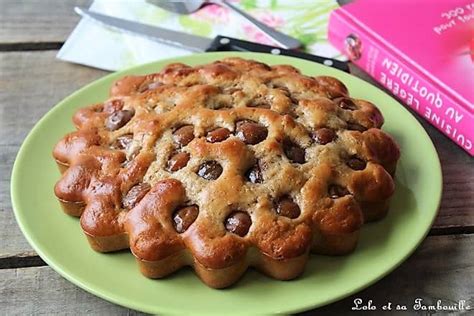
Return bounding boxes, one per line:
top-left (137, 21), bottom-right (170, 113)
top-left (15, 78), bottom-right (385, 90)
top-left (53, 57), bottom-right (400, 288)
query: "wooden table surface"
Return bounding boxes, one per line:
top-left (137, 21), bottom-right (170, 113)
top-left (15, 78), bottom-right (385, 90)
top-left (1, 1), bottom-right (473, 315)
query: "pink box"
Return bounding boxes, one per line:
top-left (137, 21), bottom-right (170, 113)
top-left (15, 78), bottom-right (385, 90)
top-left (328, 0), bottom-right (474, 156)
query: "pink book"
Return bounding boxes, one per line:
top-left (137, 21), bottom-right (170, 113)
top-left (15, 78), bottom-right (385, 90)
top-left (328, 0), bottom-right (474, 156)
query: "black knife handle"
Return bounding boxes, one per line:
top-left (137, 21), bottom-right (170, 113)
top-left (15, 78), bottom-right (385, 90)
top-left (206, 35), bottom-right (350, 73)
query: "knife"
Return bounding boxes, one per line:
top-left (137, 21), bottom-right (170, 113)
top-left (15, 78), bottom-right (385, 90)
top-left (74, 7), bottom-right (349, 73)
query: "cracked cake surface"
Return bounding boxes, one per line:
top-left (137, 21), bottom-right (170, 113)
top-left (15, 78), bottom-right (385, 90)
top-left (53, 57), bottom-right (400, 288)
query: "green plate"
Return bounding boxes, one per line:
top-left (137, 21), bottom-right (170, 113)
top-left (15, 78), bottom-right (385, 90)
top-left (11, 52), bottom-right (442, 315)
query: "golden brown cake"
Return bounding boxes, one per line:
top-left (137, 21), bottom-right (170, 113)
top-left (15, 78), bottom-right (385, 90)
top-left (53, 57), bottom-right (400, 288)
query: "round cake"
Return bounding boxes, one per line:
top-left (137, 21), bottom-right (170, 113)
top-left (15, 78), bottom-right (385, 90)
top-left (53, 57), bottom-right (400, 288)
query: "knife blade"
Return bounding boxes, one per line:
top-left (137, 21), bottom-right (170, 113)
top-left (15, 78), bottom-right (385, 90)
top-left (74, 7), bottom-right (349, 73)
top-left (75, 7), bottom-right (211, 52)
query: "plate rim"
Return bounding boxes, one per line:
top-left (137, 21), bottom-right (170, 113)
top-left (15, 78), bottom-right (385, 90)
top-left (10, 51), bottom-right (442, 315)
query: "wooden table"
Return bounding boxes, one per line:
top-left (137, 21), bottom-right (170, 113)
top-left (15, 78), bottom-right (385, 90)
top-left (1, 1), bottom-right (473, 314)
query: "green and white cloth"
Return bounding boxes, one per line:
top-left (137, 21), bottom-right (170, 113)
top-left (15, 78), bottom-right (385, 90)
top-left (58, 0), bottom-right (343, 71)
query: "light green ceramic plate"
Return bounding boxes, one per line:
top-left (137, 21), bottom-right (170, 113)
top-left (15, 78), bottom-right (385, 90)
top-left (11, 52), bottom-right (442, 315)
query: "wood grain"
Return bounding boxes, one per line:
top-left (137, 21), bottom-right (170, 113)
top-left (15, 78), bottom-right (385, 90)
top-left (1, 235), bottom-right (472, 315)
top-left (0, 252), bottom-right (44, 269)
top-left (0, 0), bottom-right (90, 46)
top-left (0, 51), bottom-right (106, 257)
top-left (0, 0), bottom-right (473, 313)
top-left (310, 234), bottom-right (474, 315)
top-left (0, 266), bottom-right (144, 315)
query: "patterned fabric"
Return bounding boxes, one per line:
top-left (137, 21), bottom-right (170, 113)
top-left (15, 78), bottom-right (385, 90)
top-left (58, 0), bottom-right (343, 71)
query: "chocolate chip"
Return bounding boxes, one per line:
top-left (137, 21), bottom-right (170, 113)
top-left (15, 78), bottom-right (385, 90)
top-left (225, 211), bottom-right (252, 237)
top-left (275, 196), bottom-right (300, 219)
top-left (173, 125), bottom-right (194, 147)
top-left (283, 138), bottom-right (305, 163)
top-left (122, 182), bottom-right (151, 209)
top-left (167, 152), bottom-right (190, 172)
top-left (328, 185), bottom-right (350, 199)
top-left (235, 120), bottom-right (268, 145)
top-left (197, 161), bottom-right (223, 180)
top-left (111, 134), bottom-right (133, 150)
top-left (245, 162), bottom-right (263, 183)
top-left (312, 128), bottom-right (336, 145)
top-left (335, 97), bottom-right (357, 110)
top-left (347, 156), bottom-right (366, 170)
top-left (347, 122), bottom-right (367, 132)
top-left (173, 205), bottom-right (199, 233)
top-left (206, 127), bottom-right (231, 143)
top-left (106, 110), bottom-right (134, 131)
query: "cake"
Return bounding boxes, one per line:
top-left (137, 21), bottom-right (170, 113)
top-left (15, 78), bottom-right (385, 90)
top-left (53, 57), bottom-right (400, 288)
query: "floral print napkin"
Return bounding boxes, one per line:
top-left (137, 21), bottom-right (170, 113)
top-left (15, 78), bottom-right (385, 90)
top-left (57, 0), bottom-right (343, 71)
